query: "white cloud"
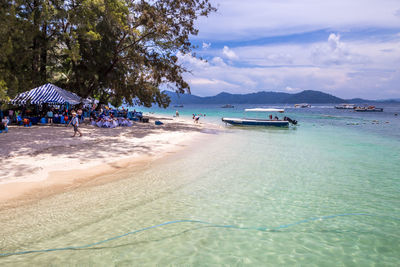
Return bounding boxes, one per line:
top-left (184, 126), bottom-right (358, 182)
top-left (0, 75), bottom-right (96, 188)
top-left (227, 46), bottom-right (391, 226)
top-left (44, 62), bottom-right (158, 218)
top-left (195, 0), bottom-right (400, 40)
top-left (211, 56), bottom-right (227, 66)
top-left (202, 42), bottom-right (211, 49)
top-left (311, 33), bottom-right (366, 65)
top-left (189, 78), bottom-right (237, 87)
top-left (181, 36), bottom-right (400, 98)
top-left (177, 52), bottom-right (209, 69)
top-left (285, 86), bottom-right (301, 92)
top-left (184, 1), bottom-right (400, 98)
top-left (328, 33), bottom-right (341, 50)
top-left (222, 46), bottom-right (238, 60)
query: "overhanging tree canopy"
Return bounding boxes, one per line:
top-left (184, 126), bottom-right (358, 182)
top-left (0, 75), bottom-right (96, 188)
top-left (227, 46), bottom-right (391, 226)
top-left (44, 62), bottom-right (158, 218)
top-left (0, 0), bottom-right (216, 107)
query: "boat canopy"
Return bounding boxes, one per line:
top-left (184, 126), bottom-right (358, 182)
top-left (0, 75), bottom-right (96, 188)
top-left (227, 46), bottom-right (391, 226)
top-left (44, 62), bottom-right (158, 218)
top-left (244, 108), bottom-right (284, 113)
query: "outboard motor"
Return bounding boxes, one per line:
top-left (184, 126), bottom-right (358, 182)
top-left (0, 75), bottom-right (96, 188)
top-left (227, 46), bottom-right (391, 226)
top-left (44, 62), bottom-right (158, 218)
top-left (285, 117), bottom-right (298, 125)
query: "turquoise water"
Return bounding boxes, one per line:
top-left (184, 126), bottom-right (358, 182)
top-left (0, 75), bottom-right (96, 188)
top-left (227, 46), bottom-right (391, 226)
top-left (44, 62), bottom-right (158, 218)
top-left (1, 104), bottom-right (399, 265)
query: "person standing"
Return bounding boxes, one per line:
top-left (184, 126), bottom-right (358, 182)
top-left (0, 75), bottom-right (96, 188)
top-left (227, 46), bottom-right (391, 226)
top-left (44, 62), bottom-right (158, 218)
top-left (8, 109), bottom-right (14, 123)
top-left (63, 109), bottom-right (69, 124)
top-left (15, 110), bottom-right (21, 125)
top-left (47, 108), bottom-right (54, 125)
top-left (77, 108), bottom-right (83, 123)
top-left (67, 111), bottom-right (82, 137)
top-left (2, 116), bottom-right (9, 133)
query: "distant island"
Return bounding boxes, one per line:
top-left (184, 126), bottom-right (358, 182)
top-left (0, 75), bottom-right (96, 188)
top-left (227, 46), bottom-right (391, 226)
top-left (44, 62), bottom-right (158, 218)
top-left (165, 90), bottom-right (399, 104)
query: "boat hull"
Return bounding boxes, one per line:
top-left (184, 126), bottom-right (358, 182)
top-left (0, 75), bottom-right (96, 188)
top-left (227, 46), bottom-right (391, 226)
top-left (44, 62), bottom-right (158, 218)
top-left (335, 106), bottom-right (355, 109)
top-left (222, 118), bottom-right (289, 127)
top-left (354, 108), bottom-right (383, 112)
top-left (335, 104), bottom-right (356, 109)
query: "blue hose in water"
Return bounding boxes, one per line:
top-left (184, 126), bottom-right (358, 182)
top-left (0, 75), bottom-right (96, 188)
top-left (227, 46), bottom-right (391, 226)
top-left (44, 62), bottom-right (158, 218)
top-left (0, 213), bottom-right (398, 257)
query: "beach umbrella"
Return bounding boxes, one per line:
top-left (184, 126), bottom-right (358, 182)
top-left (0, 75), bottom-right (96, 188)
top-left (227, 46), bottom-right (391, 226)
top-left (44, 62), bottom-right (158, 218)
top-left (11, 83), bottom-right (82, 105)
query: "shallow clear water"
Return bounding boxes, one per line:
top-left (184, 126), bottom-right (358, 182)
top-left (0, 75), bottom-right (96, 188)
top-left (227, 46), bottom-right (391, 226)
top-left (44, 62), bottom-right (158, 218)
top-left (1, 104), bottom-right (399, 266)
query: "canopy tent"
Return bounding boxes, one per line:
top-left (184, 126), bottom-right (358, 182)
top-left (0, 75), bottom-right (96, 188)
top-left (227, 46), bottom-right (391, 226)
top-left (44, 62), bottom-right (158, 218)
top-left (11, 83), bottom-right (82, 105)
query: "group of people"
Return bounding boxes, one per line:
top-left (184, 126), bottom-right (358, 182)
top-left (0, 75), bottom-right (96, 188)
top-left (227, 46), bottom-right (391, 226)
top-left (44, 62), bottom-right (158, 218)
top-left (1, 105), bottom-right (88, 127)
top-left (91, 114), bottom-right (133, 128)
top-left (0, 105), bottom-right (139, 137)
top-left (47, 108), bottom-right (85, 125)
top-left (269, 114), bottom-right (280, 120)
top-left (192, 113), bottom-right (206, 123)
top-left (89, 108), bottom-right (138, 128)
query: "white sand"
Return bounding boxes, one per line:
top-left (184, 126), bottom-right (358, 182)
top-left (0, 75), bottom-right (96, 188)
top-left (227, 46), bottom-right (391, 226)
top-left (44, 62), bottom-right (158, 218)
top-left (0, 115), bottom-right (220, 204)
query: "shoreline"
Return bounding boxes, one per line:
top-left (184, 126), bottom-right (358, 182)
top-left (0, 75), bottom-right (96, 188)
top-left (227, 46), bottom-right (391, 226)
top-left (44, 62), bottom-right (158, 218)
top-left (0, 114), bottom-right (221, 207)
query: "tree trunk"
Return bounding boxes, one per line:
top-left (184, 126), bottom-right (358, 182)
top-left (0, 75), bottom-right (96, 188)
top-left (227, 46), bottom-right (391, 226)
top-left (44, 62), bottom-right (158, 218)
top-left (40, 21), bottom-right (48, 83)
top-left (32, 0), bottom-right (41, 84)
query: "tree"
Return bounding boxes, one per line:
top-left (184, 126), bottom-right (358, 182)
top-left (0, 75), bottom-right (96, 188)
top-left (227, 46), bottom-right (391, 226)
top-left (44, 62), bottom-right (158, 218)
top-left (56, 0), bottom-right (216, 107)
top-left (0, 0), bottom-right (216, 107)
top-left (0, 0), bottom-right (64, 97)
top-left (0, 80), bottom-right (8, 102)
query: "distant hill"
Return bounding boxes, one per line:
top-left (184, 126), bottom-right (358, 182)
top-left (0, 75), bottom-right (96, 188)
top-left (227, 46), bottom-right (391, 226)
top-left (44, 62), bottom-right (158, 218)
top-left (165, 90), bottom-right (346, 104)
top-left (375, 98), bottom-right (400, 103)
top-left (165, 90), bottom-right (400, 104)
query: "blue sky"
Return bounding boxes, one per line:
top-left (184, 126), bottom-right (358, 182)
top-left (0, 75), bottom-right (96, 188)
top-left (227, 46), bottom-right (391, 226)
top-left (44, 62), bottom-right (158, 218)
top-left (178, 0), bottom-right (400, 99)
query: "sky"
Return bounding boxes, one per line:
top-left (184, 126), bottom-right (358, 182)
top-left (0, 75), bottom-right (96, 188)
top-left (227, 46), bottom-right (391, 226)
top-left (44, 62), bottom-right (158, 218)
top-left (178, 0), bottom-right (400, 99)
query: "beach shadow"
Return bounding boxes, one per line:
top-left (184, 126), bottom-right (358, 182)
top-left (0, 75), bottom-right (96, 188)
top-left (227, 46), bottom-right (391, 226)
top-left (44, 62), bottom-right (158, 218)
top-left (0, 119), bottom-right (216, 182)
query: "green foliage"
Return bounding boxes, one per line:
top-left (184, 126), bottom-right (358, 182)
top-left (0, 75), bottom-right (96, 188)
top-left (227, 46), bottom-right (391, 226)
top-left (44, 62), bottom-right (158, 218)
top-left (0, 80), bottom-right (9, 101)
top-left (0, 0), bottom-right (216, 107)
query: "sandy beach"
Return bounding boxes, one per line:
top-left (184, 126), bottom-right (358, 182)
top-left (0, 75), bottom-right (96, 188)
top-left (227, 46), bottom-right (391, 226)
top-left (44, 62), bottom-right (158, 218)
top-left (0, 115), bottom-right (220, 206)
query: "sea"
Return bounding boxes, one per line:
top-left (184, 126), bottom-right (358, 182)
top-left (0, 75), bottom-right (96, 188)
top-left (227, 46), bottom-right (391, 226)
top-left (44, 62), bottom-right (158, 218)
top-left (1, 103), bottom-right (399, 266)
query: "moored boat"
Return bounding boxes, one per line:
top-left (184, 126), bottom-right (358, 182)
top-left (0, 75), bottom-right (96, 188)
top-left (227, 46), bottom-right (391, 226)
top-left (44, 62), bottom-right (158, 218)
top-left (294, 103), bottom-right (311, 108)
top-left (335, 104), bottom-right (356, 109)
top-left (354, 106), bottom-right (383, 112)
top-left (221, 104), bottom-right (234, 108)
top-left (222, 108), bottom-right (297, 127)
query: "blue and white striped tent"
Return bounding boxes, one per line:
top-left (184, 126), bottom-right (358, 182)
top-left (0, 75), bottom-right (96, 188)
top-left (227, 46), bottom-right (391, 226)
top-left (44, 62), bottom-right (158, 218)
top-left (11, 83), bottom-right (82, 105)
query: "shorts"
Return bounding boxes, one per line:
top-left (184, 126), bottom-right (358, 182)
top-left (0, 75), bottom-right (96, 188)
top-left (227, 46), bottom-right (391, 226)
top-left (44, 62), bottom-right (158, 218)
top-left (73, 125), bottom-right (79, 132)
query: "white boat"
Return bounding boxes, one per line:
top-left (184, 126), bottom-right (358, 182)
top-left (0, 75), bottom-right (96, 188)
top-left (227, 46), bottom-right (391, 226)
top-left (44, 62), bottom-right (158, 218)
top-left (335, 104), bottom-right (355, 109)
top-left (294, 103), bottom-right (311, 108)
top-left (222, 108), bottom-right (297, 127)
top-left (354, 106), bottom-right (383, 112)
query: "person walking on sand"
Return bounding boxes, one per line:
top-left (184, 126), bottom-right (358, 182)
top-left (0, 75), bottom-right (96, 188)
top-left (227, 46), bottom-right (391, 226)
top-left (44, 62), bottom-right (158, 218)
top-left (67, 111), bottom-right (82, 137)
